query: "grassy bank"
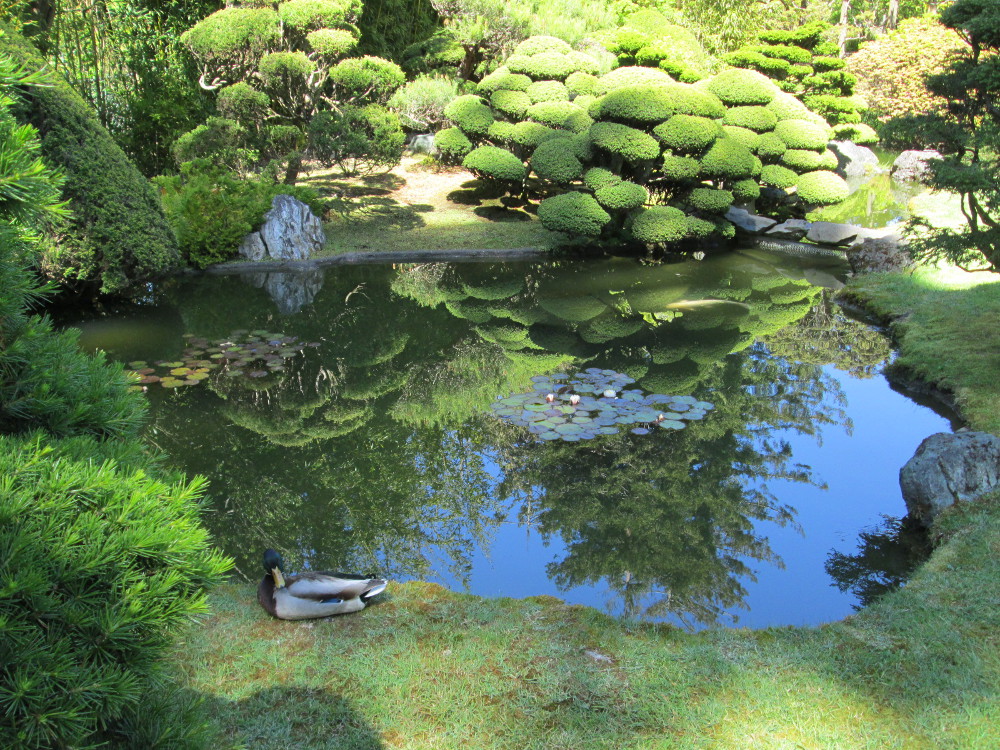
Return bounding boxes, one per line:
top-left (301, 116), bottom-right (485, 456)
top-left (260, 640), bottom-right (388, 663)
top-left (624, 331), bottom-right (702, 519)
top-left (170, 265), bottom-right (1000, 749)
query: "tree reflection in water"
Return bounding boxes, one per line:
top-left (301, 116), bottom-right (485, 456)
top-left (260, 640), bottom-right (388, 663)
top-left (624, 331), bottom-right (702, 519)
top-left (109, 251), bottom-right (878, 625)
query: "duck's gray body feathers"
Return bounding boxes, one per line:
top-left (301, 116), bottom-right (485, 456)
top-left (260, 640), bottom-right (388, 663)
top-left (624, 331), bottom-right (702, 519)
top-left (258, 569), bottom-right (387, 620)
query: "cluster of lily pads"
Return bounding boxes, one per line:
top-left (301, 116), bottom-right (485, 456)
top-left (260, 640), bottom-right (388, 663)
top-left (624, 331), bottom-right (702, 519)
top-left (127, 330), bottom-right (319, 389)
top-left (491, 369), bottom-right (714, 441)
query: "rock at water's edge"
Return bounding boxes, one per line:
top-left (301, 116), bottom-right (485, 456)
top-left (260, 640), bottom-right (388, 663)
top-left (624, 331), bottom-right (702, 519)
top-left (900, 431), bottom-right (1000, 526)
top-left (892, 150), bottom-right (941, 183)
top-left (239, 194), bottom-right (325, 262)
top-left (830, 140), bottom-right (880, 178)
top-left (725, 206), bottom-right (777, 234)
top-left (766, 219), bottom-right (811, 240)
top-left (806, 221), bottom-right (859, 246)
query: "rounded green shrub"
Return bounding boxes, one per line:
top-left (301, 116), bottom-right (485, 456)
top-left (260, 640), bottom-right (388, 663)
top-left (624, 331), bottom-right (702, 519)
top-left (565, 51), bottom-right (601, 76)
top-left (583, 167), bottom-right (622, 190)
top-left (731, 178), bottom-right (761, 202)
top-left (0, 435), bottom-right (231, 749)
top-left (462, 145), bottom-right (526, 182)
top-left (774, 118), bottom-right (830, 150)
top-left (721, 125), bottom-right (761, 152)
top-left (444, 94), bottom-right (494, 136)
top-left (477, 68), bottom-right (532, 95)
top-left (723, 105), bottom-right (778, 132)
top-left (766, 91), bottom-right (818, 121)
top-left (630, 205), bottom-right (692, 243)
top-left (609, 29), bottom-right (652, 55)
top-left (589, 121), bottom-right (661, 162)
top-left (594, 65), bottom-right (673, 95)
top-left (566, 71), bottom-right (599, 97)
top-left (491, 89), bottom-right (531, 118)
top-left (780, 147), bottom-right (827, 171)
top-left (217, 83), bottom-right (270, 125)
top-left (526, 80), bottom-right (570, 103)
top-left (803, 93), bottom-right (861, 125)
top-left (328, 55), bottom-right (404, 103)
top-left (573, 93), bottom-right (597, 112)
top-left (306, 28), bottom-right (358, 57)
top-left (278, 0), bottom-right (362, 30)
top-left (530, 138), bottom-right (583, 183)
top-left (594, 180), bottom-right (648, 210)
top-left (707, 68), bottom-right (778, 105)
top-left (758, 44), bottom-right (812, 65)
top-left (699, 138), bottom-right (756, 180)
top-left (756, 131), bottom-right (787, 159)
top-left (760, 163), bottom-right (798, 188)
top-left (688, 187), bottom-right (734, 214)
top-left (511, 121), bottom-right (561, 147)
top-left (526, 101), bottom-right (591, 132)
top-left (661, 154), bottom-right (701, 181)
top-left (795, 170), bottom-right (849, 204)
top-left (435, 126), bottom-right (473, 159)
top-left (514, 35), bottom-right (572, 56)
top-left (654, 114), bottom-right (721, 153)
top-left (723, 50), bottom-right (791, 79)
top-left (597, 83), bottom-right (677, 123)
top-left (812, 55), bottom-right (846, 73)
top-left (518, 52), bottom-right (576, 81)
top-left (537, 191), bottom-right (611, 236)
top-left (487, 120), bottom-right (516, 143)
top-left (181, 8), bottom-right (280, 65)
top-left (831, 122), bottom-right (879, 145)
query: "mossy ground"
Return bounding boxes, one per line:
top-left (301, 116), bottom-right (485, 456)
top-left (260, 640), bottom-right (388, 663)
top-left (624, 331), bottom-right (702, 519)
top-left (169, 264), bottom-right (1000, 749)
top-left (299, 156), bottom-right (563, 254)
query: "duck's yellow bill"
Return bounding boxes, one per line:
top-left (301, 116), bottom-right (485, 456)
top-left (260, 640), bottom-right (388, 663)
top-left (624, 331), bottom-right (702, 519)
top-left (271, 568), bottom-right (286, 588)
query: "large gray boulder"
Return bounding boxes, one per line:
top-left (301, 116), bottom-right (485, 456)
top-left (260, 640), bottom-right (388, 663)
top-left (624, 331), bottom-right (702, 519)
top-left (239, 194), bottom-right (325, 262)
top-left (806, 221), bottom-right (859, 246)
top-left (892, 150), bottom-right (941, 183)
top-left (900, 431), bottom-right (1000, 526)
top-left (725, 206), bottom-right (776, 234)
top-left (829, 140), bottom-right (880, 178)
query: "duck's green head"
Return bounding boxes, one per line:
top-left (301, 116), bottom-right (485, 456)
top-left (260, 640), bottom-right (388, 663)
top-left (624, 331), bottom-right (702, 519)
top-left (262, 548), bottom-right (286, 588)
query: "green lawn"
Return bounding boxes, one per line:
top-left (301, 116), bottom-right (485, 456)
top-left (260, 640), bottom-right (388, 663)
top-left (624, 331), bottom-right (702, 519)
top-left (170, 264), bottom-right (1000, 749)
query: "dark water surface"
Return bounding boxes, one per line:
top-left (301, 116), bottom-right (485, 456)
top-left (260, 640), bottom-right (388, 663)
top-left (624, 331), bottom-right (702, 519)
top-left (60, 251), bottom-right (949, 628)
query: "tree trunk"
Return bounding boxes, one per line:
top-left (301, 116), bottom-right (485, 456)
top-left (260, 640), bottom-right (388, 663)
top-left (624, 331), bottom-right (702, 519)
top-left (887, 0), bottom-right (899, 30)
top-left (838, 0), bottom-right (851, 57)
top-left (283, 152), bottom-right (302, 185)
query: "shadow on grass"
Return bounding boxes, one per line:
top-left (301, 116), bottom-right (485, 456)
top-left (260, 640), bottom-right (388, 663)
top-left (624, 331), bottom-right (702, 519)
top-left (329, 197), bottom-right (434, 232)
top-left (201, 685), bottom-right (384, 750)
top-left (446, 180), bottom-right (508, 206)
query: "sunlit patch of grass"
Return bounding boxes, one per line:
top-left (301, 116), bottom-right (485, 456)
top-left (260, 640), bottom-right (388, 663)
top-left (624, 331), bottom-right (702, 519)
top-left (844, 265), bottom-right (1000, 432)
top-left (297, 159), bottom-right (563, 255)
top-left (173, 494), bottom-right (999, 748)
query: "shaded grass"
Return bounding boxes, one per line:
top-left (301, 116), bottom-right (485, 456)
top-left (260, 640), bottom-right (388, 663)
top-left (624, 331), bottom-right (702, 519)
top-left (843, 265), bottom-right (1000, 433)
top-left (298, 159), bottom-right (563, 255)
top-left (174, 490), bottom-right (999, 748)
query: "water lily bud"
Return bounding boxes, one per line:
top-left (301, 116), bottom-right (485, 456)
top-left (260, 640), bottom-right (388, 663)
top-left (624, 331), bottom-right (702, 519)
top-left (545, 393), bottom-right (556, 403)
top-left (569, 394), bottom-right (581, 405)
top-left (603, 389), bottom-right (616, 398)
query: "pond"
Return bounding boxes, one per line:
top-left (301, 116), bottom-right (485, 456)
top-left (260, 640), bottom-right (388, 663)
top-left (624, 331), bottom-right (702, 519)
top-left (59, 250), bottom-right (952, 629)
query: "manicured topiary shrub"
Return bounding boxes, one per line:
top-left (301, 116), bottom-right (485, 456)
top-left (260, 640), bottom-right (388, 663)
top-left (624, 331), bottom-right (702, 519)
top-left (444, 94), bottom-right (494, 136)
top-left (434, 33), bottom-right (845, 250)
top-left (795, 169), bottom-right (849, 205)
top-left (654, 114), bottom-right (721, 152)
top-left (722, 21), bottom-right (869, 129)
top-left (0, 25), bottom-right (179, 295)
top-left (774, 118), bottom-right (830, 150)
top-left (530, 138), bottom-right (584, 183)
top-left (462, 145), bottom-right (526, 183)
top-left (594, 180), bottom-right (648, 211)
top-left (434, 126), bottom-right (473, 159)
top-left (537, 191), bottom-right (610, 236)
top-left (831, 122), bottom-right (878, 146)
top-left (761, 163), bottom-right (798, 188)
top-left (706, 69), bottom-right (779, 106)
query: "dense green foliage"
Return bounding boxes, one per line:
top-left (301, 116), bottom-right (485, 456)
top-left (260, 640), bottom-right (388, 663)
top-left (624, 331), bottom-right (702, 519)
top-left (848, 15), bottom-right (964, 121)
top-left (721, 21), bottom-right (873, 137)
top-left (155, 160), bottom-right (323, 268)
top-left (902, 0), bottom-right (1000, 272)
top-left (436, 35), bottom-right (846, 249)
top-left (0, 23), bottom-right (180, 295)
top-left (0, 52), bottom-right (231, 747)
top-left (308, 104), bottom-right (406, 175)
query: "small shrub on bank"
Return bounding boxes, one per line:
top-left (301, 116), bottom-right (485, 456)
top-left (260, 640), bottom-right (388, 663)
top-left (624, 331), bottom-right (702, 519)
top-left (308, 104), bottom-right (405, 175)
top-left (155, 160), bottom-right (322, 268)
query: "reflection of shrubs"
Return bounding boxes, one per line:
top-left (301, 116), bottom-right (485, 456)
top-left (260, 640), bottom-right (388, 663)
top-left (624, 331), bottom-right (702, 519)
top-left (308, 104), bottom-right (405, 175)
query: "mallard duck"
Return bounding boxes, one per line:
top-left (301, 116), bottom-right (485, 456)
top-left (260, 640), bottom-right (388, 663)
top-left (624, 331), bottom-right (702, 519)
top-left (257, 548), bottom-right (387, 620)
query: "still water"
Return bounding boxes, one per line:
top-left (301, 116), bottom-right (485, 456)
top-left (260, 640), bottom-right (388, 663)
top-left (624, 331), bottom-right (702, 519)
top-left (61, 251), bottom-right (950, 628)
